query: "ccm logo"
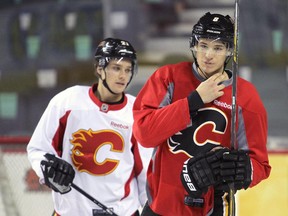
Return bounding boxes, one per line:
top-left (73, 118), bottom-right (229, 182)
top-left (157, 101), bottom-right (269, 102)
top-left (183, 163), bottom-right (196, 192)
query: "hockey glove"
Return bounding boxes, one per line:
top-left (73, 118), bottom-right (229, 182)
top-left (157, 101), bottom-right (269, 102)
top-left (180, 148), bottom-right (230, 198)
top-left (40, 153), bottom-right (75, 194)
top-left (217, 150), bottom-right (252, 192)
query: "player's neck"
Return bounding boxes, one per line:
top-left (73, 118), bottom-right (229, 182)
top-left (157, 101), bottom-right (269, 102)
top-left (198, 67), bottom-right (228, 80)
top-left (95, 84), bottom-right (123, 103)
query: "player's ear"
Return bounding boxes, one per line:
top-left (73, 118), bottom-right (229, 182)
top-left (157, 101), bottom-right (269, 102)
top-left (95, 66), bottom-right (102, 77)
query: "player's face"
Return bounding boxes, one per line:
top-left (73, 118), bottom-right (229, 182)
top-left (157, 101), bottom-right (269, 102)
top-left (194, 38), bottom-right (231, 76)
top-left (104, 58), bottom-right (133, 94)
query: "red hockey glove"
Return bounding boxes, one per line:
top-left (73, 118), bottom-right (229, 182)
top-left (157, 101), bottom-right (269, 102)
top-left (40, 153), bottom-right (75, 194)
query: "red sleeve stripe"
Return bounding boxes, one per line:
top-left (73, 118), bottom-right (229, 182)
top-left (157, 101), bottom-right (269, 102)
top-left (52, 110), bottom-right (71, 157)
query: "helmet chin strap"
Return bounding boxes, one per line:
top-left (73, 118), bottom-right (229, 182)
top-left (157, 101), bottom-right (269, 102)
top-left (192, 49), bottom-right (230, 79)
top-left (100, 67), bottom-right (131, 96)
top-left (98, 65), bottom-right (133, 96)
top-left (102, 79), bottom-right (117, 95)
top-left (196, 61), bottom-right (209, 79)
top-left (100, 68), bottom-right (118, 95)
top-left (191, 50), bottom-right (209, 79)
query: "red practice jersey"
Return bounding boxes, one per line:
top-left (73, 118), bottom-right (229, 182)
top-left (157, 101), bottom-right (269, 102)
top-left (133, 62), bottom-right (271, 215)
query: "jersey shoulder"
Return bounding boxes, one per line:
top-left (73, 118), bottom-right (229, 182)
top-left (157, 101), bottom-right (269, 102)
top-left (237, 77), bottom-right (266, 113)
top-left (158, 61), bottom-right (192, 73)
top-left (125, 93), bottom-right (136, 108)
top-left (237, 77), bottom-right (260, 98)
top-left (125, 93), bottom-right (136, 101)
top-left (49, 85), bottom-right (90, 106)
top-left (151, 61), bottom-right (193, 83)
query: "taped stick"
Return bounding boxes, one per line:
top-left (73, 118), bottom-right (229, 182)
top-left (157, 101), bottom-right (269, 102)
top-left (229, 0), bottom-right (240, 216)
top-left (71, 183), bottom-right (118, 216)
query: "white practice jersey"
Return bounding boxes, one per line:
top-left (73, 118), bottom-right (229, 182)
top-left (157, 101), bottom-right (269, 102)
top-left (27, 84), bottom-right (152, 216)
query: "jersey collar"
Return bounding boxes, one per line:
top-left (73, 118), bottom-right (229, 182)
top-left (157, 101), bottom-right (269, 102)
top-left (89, 84), bottom-right (128, 113)
top-left (192, 62), bottom-right (234, 87)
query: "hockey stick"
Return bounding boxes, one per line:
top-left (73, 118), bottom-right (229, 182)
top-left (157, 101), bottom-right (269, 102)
top-left (229, 0), bottom-right (240, 216)
top-left (71, 183), bottom-right (118, 216)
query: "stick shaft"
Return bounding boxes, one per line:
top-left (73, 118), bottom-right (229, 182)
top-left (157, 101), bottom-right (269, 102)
top-left (229, 0), bottom-right (240, 216)
top-left (231, 0), bottom-right (239, 151)
top-left (71, 183), bottom-right (118, 216)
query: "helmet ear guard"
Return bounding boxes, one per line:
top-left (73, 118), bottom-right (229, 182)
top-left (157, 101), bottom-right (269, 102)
top-left (97, 58), bottom-right (107, 68)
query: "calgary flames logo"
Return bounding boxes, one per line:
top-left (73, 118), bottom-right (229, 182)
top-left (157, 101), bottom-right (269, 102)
top-left (168, 108), bottom-right (228, 157)
top-left (71, 129), bottom-right (124, 176)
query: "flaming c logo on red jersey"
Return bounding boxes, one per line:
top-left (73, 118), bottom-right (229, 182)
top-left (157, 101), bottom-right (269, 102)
top-left (168, 107), bottom-right (228, 157)
top-left (71, 129), bottom-right (124, 175)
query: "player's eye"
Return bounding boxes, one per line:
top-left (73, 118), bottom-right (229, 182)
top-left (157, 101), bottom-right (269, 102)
top-left (125, 68), bottom-right (132, 74)
top-left (112, 65), bottom-right (121, 71)
top-left (199, 44), bottom-right (208, 49)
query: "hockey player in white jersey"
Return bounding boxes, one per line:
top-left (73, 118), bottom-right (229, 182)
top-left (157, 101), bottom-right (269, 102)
top-left (27, 38), bottom-right (152, 216)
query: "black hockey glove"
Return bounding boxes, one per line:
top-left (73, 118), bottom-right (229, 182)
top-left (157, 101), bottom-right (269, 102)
top-left (40, 153), bottom-right (75, 194)
top-left (180, 148), bottom-right (230, 198)
top-left (216, 150), bottom-right (252, 192)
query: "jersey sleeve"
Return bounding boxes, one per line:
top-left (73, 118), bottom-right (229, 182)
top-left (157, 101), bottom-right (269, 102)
top-left (237, 81), bottom-right (271, 187)
top-left (132, 67), bottom-right (191, 148)
top-left (26, 92), bottom-right (69, 181)
top-left (131, 135), bottom-right (153, 206)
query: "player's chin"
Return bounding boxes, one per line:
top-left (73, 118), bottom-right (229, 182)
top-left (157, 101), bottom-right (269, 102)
top-left (204, 66), bottom-right (221, 75)
top-left (112, 85), bottom-right (126, 94)
top-left (201, 67), bottom-right (215, 76)
top-left (203, 64), bottom-right (216, 71)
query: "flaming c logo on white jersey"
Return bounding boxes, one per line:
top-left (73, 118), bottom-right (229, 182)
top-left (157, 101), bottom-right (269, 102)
top-left (70, 129), bottom-right (124, 175)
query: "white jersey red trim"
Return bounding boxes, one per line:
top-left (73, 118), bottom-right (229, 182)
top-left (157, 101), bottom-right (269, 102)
top-left (27, 84), bottom-right (152, 216)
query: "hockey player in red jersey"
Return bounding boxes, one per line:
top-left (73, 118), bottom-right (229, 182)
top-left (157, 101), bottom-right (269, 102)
top-left (132, 12), bottom-right (271, 215)
top-left (27, 38), bottom-right (152, 216)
